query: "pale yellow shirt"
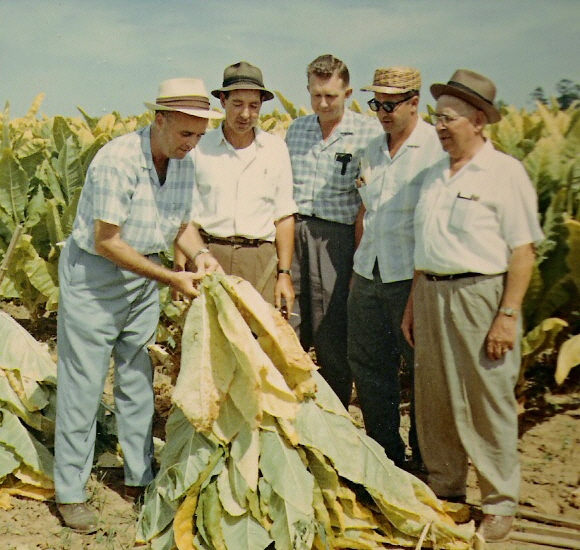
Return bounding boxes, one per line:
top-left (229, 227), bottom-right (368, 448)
top-left (191, 125), bottom-right (297, 241)
top-left (414, 140), bottom-right (544, 274)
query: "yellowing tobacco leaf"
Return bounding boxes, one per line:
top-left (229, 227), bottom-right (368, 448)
top-left (174, 492), bottom-right (198, 550)
top-left (173, 293), bottom-right (223, 432)
top-left (555, 334), bottom-right (580, 384)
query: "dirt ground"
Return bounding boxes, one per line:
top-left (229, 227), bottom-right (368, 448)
top-left (1, 305), bottom-right (579, 550)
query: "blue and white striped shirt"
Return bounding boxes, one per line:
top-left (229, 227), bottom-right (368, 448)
top-left (285, 110), bottom-right (382, 224)
top-left (72, 125), bottom-right (195, 255)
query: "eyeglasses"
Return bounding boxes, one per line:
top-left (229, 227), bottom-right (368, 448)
top-left (430, 112), bottom-right (473, 126)
top-left (367, 96), bottom-right (413, 113)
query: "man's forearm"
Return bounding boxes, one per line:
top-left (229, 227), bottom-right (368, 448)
top-left (500, 243), bottom-right (536, 312)
top-left (274, 215), bottom-right (295, 270)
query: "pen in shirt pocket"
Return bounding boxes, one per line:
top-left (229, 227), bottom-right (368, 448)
top-left (457, 192), bottom-right (480, 201)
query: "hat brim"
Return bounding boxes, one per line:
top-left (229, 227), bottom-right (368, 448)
top-left (430, 83), bottom-right (501, 123)
top-left (144, 102), bottom-right (224, 120)
top-left (211, 83), bottom-right (274, 101)
top-left (360, 85), bottom-right (418, 94)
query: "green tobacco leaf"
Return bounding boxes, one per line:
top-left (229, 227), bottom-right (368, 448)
top-left (13, 235), bottom-right (59, 310)
top-left (52, 116), bottom-right (74, 153)
top-left (259, 430), bottom-right (313, 515)
top-left (217, 467), bottom-right (246, 517)
top-left (200, 482), bottom-right (227, 550)
top-left (522, 317), bottom-right (568, 359)
top-left (565, 219), bottom-right (580, 290)
top-left (0, 440), bottom-right (20, 480)
top-left (274, 91), bottom-right (298, 119)
top-left (0, 149), bottom-right (29, 223)
top-left (60, 187), bottom-right (82, 239)
top-left (269, 490), bottom-right (316, 550)
top-left (45, 199), bottom-right (65, 247)
top-left (0, 408), bottom-right (54, 480)
top-left (80, 133), bottom-right (110, 176)
top-left (221, 511), bottom-right (272, 550)
top-left (231, 423), bottom-right (260, 492)
top-left (53, 136), bottom-right (84, 204)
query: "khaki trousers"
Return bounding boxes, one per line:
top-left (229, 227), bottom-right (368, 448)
top-left (207, 241), bottom-right (277, 305)
top-left (414, 273), bottom-right (520, 515)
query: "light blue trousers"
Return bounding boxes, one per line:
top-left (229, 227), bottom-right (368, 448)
top-left (55, 238), bottom-right (159, 503)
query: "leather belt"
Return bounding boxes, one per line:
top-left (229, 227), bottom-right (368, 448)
top-left (200, 229), bottom-right (269, 247)
top-left (424, 272), bottom-right (485, 282)
top-left (296, 213), bottom-right (316, 221)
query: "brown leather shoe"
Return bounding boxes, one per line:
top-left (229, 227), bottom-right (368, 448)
top-left (57, 503), bottom-right (98, 534)
top-left (477, 513), bottom-right (514, 542)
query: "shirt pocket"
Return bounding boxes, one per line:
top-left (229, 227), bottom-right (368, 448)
top-left (449, 195), bottom-right (478, 232)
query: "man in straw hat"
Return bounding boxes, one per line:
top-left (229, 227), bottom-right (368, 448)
top-left (54, 78), bottom-right (223, 533)
top-left (178, 61), bottom-right (297, 311)
top-left (402, 69), bottom-right (544, 542)
top-left (285, 54), bottom-right (382, 407)
top-left (348, 67), bottom-right (444, 472)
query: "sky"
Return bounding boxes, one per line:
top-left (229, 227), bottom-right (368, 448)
top-left (1, 0), bottom-right (579, 120)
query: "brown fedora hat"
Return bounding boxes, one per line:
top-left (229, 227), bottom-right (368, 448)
top-left (361, 66), bottom-right (422, 94)
top-left (430, 69), bottom-right (501, 123)
top-left (211, 61), bottom-right (274, 101)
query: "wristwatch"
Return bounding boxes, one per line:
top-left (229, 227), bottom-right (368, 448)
top-left (192, 247), bottom-right (210, 262)
top-left (277, 268), bottom-right (292, 277)
top-left (499, 307), bottom-right (518, 318)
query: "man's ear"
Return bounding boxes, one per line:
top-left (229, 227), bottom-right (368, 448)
top-left (345, 87), bottom-right (353, 99)
top-left (220, 92), bottom-right (227, 109)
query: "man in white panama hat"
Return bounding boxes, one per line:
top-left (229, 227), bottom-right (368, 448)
top-left (402, 69), bottom-right (544, 542)
top-left (348, 66), bottom-right (444, 473)
top-left (54, 78), bottom-right (223, 533)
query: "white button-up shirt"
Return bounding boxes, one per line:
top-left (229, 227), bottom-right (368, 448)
top-left (353, 118), bottom-right (444, 282)
top-left (191, 125), bottom-right (297, 241)
top-left (414, 140), bottom-right (544, 274)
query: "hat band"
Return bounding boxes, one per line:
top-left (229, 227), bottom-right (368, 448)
top-left (156, 95), bottom-right (210, 110)
top-left (447, 81), bottom-right (494, 106)
top-left (222, 75), bottom-right (264, 88)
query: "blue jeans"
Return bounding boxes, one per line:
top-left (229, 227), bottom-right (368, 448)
top-left (347, 270), bottom-right (420, 467)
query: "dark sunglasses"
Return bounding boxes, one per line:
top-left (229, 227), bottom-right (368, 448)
top-left (367, 95), bottom-right (415, 113)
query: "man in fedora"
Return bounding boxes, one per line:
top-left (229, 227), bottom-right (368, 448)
top-left (179, 61), bottom-right (297, 311)
top-left (54, 78), bottom-right (223, 533)
top-left (285, 54), bottom-right (382, 407)
top-left (347, 67), bottom-right (444, 472)
top-left (402, 69), bottom-right (544, 542)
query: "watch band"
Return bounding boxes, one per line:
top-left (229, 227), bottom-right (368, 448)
top-left (277, 268), bottom-right (292, 276)
top-left (192, 247), bottom-right (210, 262)
top-left (499, 307), bottom-right (518, 317)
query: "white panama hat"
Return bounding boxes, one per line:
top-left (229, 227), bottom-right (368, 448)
top-left (144, 78), bottom-right (223, 119)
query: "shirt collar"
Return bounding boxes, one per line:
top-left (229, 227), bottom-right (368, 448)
top-left (217, 122), bottom-right (263, 149)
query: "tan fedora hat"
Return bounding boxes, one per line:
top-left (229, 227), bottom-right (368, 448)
top-left (211, 61), bottom-right (274, 101)
top-left (144, 78), bottom-right (223, 119)
top-left (430, 69), bottom-right (501, 123)
top-left (361, 67), bottom-right (422, 94)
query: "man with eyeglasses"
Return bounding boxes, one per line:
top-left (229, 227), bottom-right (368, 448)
top-left (402, 69), bottom-right (544, 543)
top-left (285, 55), bottom-right (382, 407)
top-left (347, 67), bottom-right (444, 473)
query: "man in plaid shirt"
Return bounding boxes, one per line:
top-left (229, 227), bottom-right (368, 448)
top-left (285, 55), bottom-right (382, 407)
top-left (54, 78), bottom-right (222, 533)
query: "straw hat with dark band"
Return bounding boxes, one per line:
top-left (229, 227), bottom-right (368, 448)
top-left (144, 78), bottom-right (223, 120)
top-left (211, 61), bottom-right (274, 101)
top-left (361, 67), bottom-right (422, 94)
top-left (430, 69), bottom-right (501, 123)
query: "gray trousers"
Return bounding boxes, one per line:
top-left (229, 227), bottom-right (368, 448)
top-left (55, 238), bottom-right (158, 503)
top-left (414, 273), bottom-right (520, 515)
top-left (347, 271), bottom-right (419, 467)
top-left (291, 216), bottom-right (354, 407)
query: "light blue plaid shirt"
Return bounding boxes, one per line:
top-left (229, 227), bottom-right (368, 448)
top-left (353, 118), bottom-right (445, 282)
top-left (285, 110), bottom-right (382, 224)
top-left (72, 126), bottom-right (195, 255)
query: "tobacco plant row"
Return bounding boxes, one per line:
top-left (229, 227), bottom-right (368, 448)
top-left (0, 93), bottom-right (578, 382)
